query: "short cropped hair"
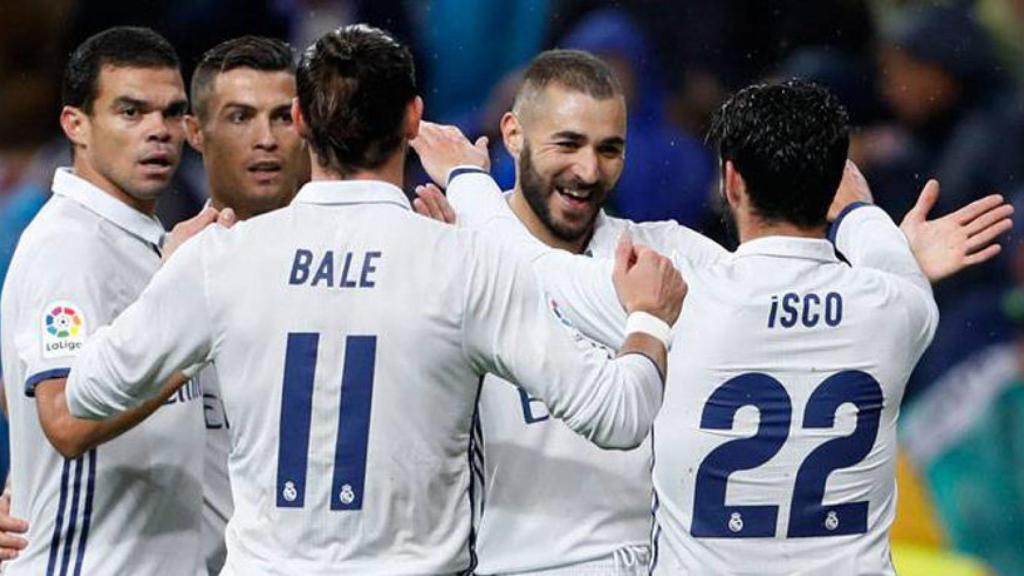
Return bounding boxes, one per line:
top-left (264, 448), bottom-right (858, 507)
top-left (512, 49), bottom-right (622, 117)
top-left (709, 79), bottom-right (849, 228)
top-left (296, 24), bottom-right (416, 175)
top-left (191, 36), bottom-right (295, 120)
top-left (62, 26), bottom-right (179, 114)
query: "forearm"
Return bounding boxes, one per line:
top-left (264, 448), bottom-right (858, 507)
top-left (619, 332), bottom-right (667, 382)
top-left (37, 374), bottom-right (186, 458)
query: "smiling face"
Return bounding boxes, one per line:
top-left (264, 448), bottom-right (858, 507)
top-left (509, 83), bottom-right (627, 244)
top-left (64, 65), bottom-right (187, 213)
top-left (189, 68), bottom-right (308, 219)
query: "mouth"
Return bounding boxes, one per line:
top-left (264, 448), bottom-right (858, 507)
top-left (555, 185), bottom-right (596, 211)
top-left (248, 160), bottom-right (282, 174)
top-left (138, 154), bottom-right (174, 177)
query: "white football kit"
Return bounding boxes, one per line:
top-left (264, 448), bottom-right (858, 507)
top-left (445, 170), bottom-right (725, 575)
top-left (63, 179), bottom-right (665, 575)
top-left (446, 171), bottom-right (938, 575)
top-left (0, 168), bottom-right (205, 576)
top-left (196, 365), bottom-right (232, 575)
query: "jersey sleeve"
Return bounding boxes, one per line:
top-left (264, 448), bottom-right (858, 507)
top-left (65, 232), bottom-right (217, 418)
top-left (830, 203), bottom-right (939, 351)
top-left (460, 234), bottom-right (663, 449)
top-left (12, 234), bottom-right (113, 397)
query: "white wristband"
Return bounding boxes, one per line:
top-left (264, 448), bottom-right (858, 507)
top-left (625, 311), bottom-right (673, 350)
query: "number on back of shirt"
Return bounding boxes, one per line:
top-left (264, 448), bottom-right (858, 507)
top-left (275, 333), bottom-right (377, 511)
top-left (691, 370), bottom-right (883, 538)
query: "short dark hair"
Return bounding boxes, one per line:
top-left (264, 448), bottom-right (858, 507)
top-left (513, 49), bottom-right (622, 116)
top-left (191, 36), bottom-right (295, 120)
top-left (296, 24), bottom-right (416, 175)
top-left (62, 26), bottom-right (180, 114)
top-left (709, 79), bottom-right (849, 228)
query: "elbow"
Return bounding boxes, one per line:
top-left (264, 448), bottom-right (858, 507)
top-left (43, 428), bottom-right (91, 459)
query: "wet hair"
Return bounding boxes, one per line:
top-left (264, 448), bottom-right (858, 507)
top-left (512, 49), bottom-right (622, 117)
top-left (191, 36), bottom-right (295, 120)
top-left (709, 79), bottom-right (849, 228)
top-left (296, 24), bottom-right (416, 175)
top-left (62, 26), bottom-right (179, 114)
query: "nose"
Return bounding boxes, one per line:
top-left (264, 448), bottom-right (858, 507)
top-left (572, 148), bottom-right (600, 185)
top-left (254, 118), bottom-right (278, 151)
top-left (145, 111), bottom-right (173, 143)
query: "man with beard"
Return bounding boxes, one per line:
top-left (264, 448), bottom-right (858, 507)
top-left (0, 27), bottom-right (215, 575)
top-left (411, 51), bottom-right (1012, 575)
top-left (59, 25), bottom-right (684, 574)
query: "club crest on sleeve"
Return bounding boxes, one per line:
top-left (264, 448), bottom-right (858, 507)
top-left (41, 301), bottom-right (87, 358)
top-left (547, 296), bottom-right (577, 330)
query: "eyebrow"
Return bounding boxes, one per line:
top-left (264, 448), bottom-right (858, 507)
top-left (111, 96), bottom-right (188, 115)
top-left (550, 130), bottom-right (625, 148)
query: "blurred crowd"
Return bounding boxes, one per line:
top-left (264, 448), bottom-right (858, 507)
top-left (1, 0), bottom-right (1022, 573)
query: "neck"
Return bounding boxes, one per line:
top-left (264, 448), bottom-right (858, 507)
top-left (508, 187), bottom-right (590, 254)
top-left (73, 155), bottom-right (157, 215)
top-left (309, 148), bottom-right (405, 189)
top-left (736, 212), bottom-right (826, 244)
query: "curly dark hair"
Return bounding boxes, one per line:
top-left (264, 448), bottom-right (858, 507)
top-left (296, 24), bottom-right (416, 175)
top-left (709, 79), bottom-right (849, 228)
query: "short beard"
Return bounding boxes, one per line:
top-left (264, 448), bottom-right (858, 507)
top-left (519, 142), bottom-right (598, 243)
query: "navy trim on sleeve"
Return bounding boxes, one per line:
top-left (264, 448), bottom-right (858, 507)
top-left (827, 201), bottom-right (872, 244)
top-left (25, 368), bottom-right (71, 398)
top-left (446, 167), bottom-right (489, 187)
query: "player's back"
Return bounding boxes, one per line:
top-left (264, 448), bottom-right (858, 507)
top-left (651, 235), bottom-right (937, 575)
top-left (204, 182), bottom-right (505, 574)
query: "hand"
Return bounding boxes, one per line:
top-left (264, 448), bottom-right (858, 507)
top-left (413, 183), bottom-right (456, 224)
top-left (162, 206), bottom-right (236, 263)
top-left (900, 181), bottom-right (1014, 282)
top-left (410, 121), bottom-right (490, 186)
top-left (828, 160), bottom-right (874, 221)
top-left (612, 231), bottom-right (686, 325)
top-left (0, 488), bottom-right (28, 562)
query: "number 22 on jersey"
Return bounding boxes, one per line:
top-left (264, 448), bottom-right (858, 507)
top-left (691, 370), bottom-right (883, 538)
top-left (275, 333), bottom-right (377, 511)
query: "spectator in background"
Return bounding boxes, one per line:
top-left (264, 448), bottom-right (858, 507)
top-left (558, 8), bottom-right (715, 229)
top-left (901, 193), bottom-right (1024, 576)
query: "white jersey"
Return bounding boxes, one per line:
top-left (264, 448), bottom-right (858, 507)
top-left (196, 364), bottom-right (232, 575)
top-left (446, 171), bottom-right (726, 574)
top-left (64, 179), bottom-right (664, 575)
top-left (447, 171), bottom-right (938, 575)
top-left (0, 168), bottom-right (205, 576)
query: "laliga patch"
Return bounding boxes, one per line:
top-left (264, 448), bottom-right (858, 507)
top-left (546, 294), bottom-right (614, 357)
top-left (41, 301), bottom-right (87, 359)
top-left (547, 295), bottom-right (577, 330)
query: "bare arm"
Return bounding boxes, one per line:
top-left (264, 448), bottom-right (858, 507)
top-left (34, 373), bottom-right (186, 458)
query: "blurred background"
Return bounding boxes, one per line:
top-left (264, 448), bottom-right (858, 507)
top-left (1, 0), bottom-right (1021, 573)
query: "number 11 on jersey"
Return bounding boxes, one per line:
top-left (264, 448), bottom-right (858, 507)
top-left (276, 333), bottom-right (377, 511)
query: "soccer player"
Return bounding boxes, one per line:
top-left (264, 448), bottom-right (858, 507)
top-left (410, 50), bottom-right (1013, 575)
top-left (61, 24), bottom-right (683, 575)
top-left (0, 27), bottom-right (214, 575)
top-left (419, 79), bottom-right (985, 574)
top-left (185, 35), bottom-right (309, 574)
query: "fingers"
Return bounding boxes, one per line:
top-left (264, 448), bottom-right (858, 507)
top-left (413, 184), bottom-right (456, 224)
top-left (963, 243), bottom-right (1002, 267)
top-left (953, 193), bottom-right (1006, 226)
top-left (906, 179), bottom-right (940, 223)
top-left (964, 202), bottom-right (1014, 237)
top-left (965, 217), bottom-right (1013, 253)
top-left (217, 207), bottom-right (237, 228)
top-left (614, 231), bottom-right (635, 278)
top-left (474, 135), bottom-right (489, 155)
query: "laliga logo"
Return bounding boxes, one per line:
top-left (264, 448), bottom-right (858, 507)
top-left (47, 306), bottom-right (82, 338)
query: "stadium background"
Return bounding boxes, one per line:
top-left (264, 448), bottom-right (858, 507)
top-left (0, 0), bottom-right (1021, 573)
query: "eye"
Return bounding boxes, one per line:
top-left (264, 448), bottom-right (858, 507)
top-left (120, 106), bottom-right (139, 119)
top-left (598, 145), bottom-right (623, 159)
top-left (272, 111), bottom-right (293, 126)
top-left (228, 111), bottom-right (247, 124)
top-left (556, 141), bottom-right (581, 151)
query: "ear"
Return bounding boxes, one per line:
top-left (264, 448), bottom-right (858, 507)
top-left (405, 96), bottom-right (424, 140)
top-left (501, 111), bottom-right (523, 157)
top-left (723, 160), bottom-right (746, 211)
top-left (184, 115), bottom-right (204, 153)
top-left (60, 106), bottom-right (89, 149)
top-left (291, 98), bottom-right (309, 140)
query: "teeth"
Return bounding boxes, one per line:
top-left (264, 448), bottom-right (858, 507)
top-left (560, 187), bottom-right (590, 199)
